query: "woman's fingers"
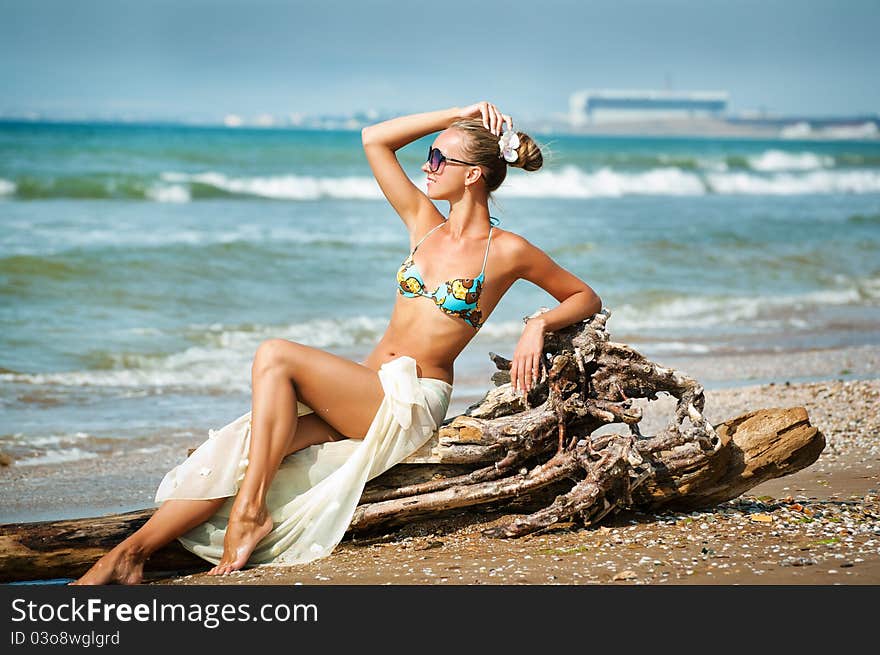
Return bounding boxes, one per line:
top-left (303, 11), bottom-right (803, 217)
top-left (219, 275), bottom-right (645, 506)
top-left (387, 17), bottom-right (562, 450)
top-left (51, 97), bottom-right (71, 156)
top-left (485, 104), bottom-right (496, 134)
top-left (512, 356), bottom-right (525, 393)
top-left (493, 107), bottom-right (504, 135)
top-left (471, 103), bottom-right (511, 136)
top-left (512, 353), bottom-right (546, 393)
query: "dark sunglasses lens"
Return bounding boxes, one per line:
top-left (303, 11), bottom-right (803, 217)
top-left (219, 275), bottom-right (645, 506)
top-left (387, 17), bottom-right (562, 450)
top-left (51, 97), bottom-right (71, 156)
top-left (428, 148), bottom-right (443, 172)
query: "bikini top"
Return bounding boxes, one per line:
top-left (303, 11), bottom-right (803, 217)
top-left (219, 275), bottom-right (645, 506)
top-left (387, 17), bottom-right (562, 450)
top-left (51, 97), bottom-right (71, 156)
top-left (396, 220), bottom-right (495, 330)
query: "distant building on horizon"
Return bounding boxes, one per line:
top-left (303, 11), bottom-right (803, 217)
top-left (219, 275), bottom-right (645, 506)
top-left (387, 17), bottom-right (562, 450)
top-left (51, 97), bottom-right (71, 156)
top-left (568, 88), bottom-right (729, 126)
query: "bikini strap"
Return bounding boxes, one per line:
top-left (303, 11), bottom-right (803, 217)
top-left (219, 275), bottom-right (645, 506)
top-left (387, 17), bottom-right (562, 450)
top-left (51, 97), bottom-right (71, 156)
top-left (479, 227), bottom-right (494, 275)
top-left (412, 221), bottom-right (446, 251)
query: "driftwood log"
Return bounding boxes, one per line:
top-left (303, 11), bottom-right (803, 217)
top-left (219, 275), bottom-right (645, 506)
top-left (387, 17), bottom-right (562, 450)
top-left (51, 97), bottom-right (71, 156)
top-left (0, 309), bottom-right (824, 582)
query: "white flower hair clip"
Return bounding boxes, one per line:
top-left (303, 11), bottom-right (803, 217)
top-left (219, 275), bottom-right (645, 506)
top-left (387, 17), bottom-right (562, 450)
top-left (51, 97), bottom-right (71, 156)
top-left (498, 121), bottom-right (520, 163)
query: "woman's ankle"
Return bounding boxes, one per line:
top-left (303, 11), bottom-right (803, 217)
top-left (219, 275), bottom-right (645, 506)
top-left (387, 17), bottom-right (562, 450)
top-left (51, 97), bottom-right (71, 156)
top-left (116, 539), bottom-right (150, 563)
top-left (229, 496), bottom-right (268, 521)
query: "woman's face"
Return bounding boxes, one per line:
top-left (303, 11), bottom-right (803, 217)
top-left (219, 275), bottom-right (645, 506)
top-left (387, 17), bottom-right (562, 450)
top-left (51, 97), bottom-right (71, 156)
top-left (421, 129), bottom-right (477, 200)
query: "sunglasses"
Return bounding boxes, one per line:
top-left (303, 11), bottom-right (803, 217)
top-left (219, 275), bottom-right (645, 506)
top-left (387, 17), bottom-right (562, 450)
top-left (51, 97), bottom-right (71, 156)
top-left (426, 146), bottom-right (478, 173)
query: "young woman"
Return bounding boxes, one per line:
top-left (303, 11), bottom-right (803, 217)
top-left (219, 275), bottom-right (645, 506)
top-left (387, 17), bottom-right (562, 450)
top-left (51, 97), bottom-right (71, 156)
top-left (72, 101), bottom-right (601, 584)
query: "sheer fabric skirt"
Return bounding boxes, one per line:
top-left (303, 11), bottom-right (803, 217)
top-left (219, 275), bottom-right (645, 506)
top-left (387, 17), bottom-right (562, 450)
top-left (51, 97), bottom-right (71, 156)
top-left (154, 355), bottom-right (452, 567)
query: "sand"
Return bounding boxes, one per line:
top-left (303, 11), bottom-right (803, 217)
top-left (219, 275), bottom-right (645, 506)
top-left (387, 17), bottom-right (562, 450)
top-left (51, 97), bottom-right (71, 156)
top-left (3, 345), bottom-right (879, 585)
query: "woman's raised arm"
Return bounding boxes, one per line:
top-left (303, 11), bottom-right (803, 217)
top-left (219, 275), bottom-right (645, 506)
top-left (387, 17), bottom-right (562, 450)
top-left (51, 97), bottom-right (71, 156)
top-left (361, 106), bottom-right (461, 229)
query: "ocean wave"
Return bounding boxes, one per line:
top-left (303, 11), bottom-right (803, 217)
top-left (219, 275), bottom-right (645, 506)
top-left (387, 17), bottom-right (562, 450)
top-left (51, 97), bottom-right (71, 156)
top-left (611, 283), bottom-right (875, 332)
top-left (633, 341), bottom-right (712, 354)
top-left (0, 315), bottom-right (529, 392)
top-left (747, 150), bottom-right (834, 171)
top-left (0, 428), bottom-right (186, 467)
top-left (0, 431), bottom-right (99, 467)
top-left (704, 169), bottom-right (880, 194)
top-left (1, 431), bottom-right (92, 449)
top-left (3, 163), bottom-right (880, 202)
top-left (0, 316), bottom-right (388, 391)
top-left (146, 183), bottom-right (191, 203)
top-left (502, 165), bottom-right (880, 197)
top-left (0, 225), bottom-right (403, 257)
top-left (160, 171), bottom-right (383, 200)
top-left (4, 273), bottom-right (877, 394)
top-left (12, 447), bottom-right (99, 467)
top-left (502, 166), bottom-right (707, 197)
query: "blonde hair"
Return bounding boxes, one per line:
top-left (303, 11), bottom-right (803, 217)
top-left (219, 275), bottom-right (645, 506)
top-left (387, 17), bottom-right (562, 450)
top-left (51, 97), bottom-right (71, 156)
top-left (449, 118), bottom-right (544, 196)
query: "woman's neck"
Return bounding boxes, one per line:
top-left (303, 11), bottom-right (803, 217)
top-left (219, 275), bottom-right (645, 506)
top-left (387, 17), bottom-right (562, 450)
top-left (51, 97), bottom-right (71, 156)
top-left (445, 196), bottom-right (491, 240)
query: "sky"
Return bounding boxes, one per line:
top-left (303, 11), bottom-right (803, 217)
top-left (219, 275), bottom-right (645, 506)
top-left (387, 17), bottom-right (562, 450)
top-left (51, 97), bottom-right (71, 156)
top-left (1, 0), bottom-right (878, 123)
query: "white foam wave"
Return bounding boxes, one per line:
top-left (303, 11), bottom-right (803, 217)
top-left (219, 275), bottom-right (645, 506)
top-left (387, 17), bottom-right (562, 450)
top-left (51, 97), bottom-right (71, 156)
top-left (3, 223), bottom-right (402, 253)
top-left (705, 169), bottom-right (880, 195)
top-left (0, 431), bottom-right (93, 449)
top-left (611, 285), bottom-right (868, 332)
top-left (0, 315), bottom-right (531, 392)
top-left (137, 165), bottom-right (880, 204)
top-left (636, 341), bottom-right (712, 354)
top-left (146, 183), bottom-right (191, 203)
top-left (747, 150), bottom-right (833, 171)
top-left (496, 165), bottom-right (880, 198)
top-left (13, 447), bottom-right (99, 467)
top-left (160, 171), bottom-right (383, 200)
top-left (500, 166), bottom-right (706, 198)
top-left (0, 178), bottom-right (16, 195)
top-left (1, 316), bottom-right (390, 391)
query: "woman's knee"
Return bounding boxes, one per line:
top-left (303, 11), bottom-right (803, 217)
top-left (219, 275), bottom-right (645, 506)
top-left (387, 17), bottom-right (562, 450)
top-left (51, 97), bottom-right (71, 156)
top-left (252, 338), bottom-right (297, 377)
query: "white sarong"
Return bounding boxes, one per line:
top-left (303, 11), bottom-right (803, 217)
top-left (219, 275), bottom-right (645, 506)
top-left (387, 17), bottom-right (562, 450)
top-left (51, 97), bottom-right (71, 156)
top-left (154, 355), bottom-right (452, 567)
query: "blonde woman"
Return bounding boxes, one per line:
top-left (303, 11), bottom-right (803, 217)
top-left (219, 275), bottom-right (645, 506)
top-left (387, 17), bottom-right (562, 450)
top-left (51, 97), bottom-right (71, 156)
top-left (72, 101), bottom-right (601, 584)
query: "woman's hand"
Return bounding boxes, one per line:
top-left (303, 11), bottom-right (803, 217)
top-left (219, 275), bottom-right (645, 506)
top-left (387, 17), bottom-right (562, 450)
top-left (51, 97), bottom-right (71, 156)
top-left (457, 101), bottom-right (513, 136)
top-left (510, 319), bottom-right (546, 396)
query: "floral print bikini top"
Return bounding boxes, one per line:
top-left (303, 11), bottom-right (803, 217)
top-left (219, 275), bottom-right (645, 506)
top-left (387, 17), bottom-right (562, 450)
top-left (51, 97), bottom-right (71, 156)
top-left (396, 220), bottom-right (494, 330)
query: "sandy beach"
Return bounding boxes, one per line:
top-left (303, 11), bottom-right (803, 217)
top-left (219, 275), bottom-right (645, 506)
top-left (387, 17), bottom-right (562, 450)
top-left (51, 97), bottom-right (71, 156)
top-left (3, 344), bottom-right (878, 585)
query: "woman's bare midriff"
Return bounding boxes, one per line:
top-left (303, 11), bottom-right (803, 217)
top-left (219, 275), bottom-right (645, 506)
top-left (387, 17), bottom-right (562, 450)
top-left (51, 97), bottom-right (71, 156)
top-left (360, 295), bottom-right (487, 385)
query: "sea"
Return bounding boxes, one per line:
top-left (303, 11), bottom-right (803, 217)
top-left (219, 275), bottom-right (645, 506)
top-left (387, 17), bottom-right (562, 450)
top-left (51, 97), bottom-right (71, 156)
top-left (1, 120), bottom-right (879, 474)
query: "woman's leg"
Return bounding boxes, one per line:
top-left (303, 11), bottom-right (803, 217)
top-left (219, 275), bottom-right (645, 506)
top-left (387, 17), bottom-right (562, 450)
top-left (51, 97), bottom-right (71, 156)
top-left (71, 497), bottom-right (228, 584)
top-left (207, 338), bottom-right (386, 576)
top-left (72, 357), bottom-right (377, 585)
top-left (74, 339), bottom-right (384, 583)
top-left (73, 410), bottom-right (362, 585)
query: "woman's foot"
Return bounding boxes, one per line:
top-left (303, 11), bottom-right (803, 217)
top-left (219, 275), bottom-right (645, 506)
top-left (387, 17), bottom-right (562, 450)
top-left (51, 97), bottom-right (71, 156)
top-left (207, 505), bottom-right (273, 576)
top-left (69, 544), bottom-right (146, 585)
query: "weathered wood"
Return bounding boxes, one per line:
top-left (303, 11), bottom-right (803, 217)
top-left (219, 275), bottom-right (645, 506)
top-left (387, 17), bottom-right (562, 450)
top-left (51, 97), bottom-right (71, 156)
top-left (0, 309), bottom-right (826, 582)
top-left (0, 510), bottom-right (204, 583)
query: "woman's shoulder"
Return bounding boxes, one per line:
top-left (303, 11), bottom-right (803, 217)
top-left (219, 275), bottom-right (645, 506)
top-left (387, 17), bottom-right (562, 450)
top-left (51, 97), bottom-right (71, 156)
top-left (492, 226), bottom-right (535, 254)
top-left (490, 228), bottom-right (554, 280)
top-left (489, 227), bottom-right (537, 273)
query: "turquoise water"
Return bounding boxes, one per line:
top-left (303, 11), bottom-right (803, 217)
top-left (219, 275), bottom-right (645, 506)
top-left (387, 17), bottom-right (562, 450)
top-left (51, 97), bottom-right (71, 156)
top-left (1, 120), bottom-right (879, 472)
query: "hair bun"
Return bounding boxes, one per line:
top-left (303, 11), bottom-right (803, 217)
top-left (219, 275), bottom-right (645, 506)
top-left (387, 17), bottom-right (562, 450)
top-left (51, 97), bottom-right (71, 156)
top-left (507, 132), bottom-right (543, 172)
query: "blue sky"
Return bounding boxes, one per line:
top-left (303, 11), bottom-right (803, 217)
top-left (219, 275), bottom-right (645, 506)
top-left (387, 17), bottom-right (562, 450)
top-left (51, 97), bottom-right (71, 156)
top-left (1, 0), bottom-right (877, 122)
